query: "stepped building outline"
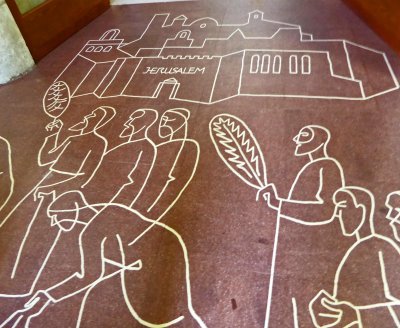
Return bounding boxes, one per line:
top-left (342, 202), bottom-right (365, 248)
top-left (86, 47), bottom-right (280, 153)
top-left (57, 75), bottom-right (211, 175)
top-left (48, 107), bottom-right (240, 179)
top-left (55, 10), bottom-right (400, 104)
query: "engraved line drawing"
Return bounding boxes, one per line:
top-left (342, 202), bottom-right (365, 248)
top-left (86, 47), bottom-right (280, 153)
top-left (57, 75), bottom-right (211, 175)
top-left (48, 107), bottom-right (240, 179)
top-left (210, 115), bottom-right (345, 327)
top-left (1, 200), bottom-right (207, 328)
top-left (0, 106), bottom-right (116, 300)
top-left (209, 114), bottom-right (268, 190)
top-left (42, 81), bottom-right (71, 132)
top-left (53, 10), bottom-right (399, 105)
top-left (10, 106), bottom-right (116, 281)
top-left (309, 187), bottom-right (400, 328)
top-left (385, 191), bottom-right (400, 244)
top-left (0, 107), bottom-right (204, 327)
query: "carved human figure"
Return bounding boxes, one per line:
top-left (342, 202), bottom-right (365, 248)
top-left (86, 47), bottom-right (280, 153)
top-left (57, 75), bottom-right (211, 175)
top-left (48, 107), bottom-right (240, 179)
top-left (3, 196), bottom-right (206, 328)
top-left (310, 187), bottom-right (400, 327)
top-left (0, 107), bottom-right (115, 293)
top-left (80, 108), bottom-right (158, 206)
top-left (22, 108), bottom-right (160, 296)
top-left (35, 105), bottom-right (116, 195)
top-left (69, 108), bottom-right (201, 326)
top-left (259, 125), bottom-right (345, 222)
top-left (0, 107), bottom-right (202, 327)
top-left (130, 108), bottom-right (199, 220)
top-left (259, 125), bottom-right (346, 327)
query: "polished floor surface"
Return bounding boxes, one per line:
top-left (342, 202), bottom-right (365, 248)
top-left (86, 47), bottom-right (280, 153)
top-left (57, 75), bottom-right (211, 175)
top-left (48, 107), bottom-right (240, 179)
top-left (0, 0), bottom-right (400, 327)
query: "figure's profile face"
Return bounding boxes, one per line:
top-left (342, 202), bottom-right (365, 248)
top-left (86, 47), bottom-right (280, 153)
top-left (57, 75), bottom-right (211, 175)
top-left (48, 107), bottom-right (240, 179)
top-left (159, 111), bottom-right (186, 138)
top-left (293, 127), bottom-right (315, 156)
top-left (385, 192), bottom-right (400, 242)
top-left (69, 108), bottom-right (102, 132)
top-left (120, 110), bottom-right (146, 138)
top-left (334, 191), bottom-right (365, 237)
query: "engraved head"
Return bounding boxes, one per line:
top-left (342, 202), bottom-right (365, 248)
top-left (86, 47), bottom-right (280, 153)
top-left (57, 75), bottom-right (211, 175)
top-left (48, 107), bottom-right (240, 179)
top-left (47, 191), bottom-right (94, 232)
top-left (120, 109), bottom-right (158, 139)
top-left (333, 187), bottom-right (373, 238)
top-left (385, 191), bottom-right (400, 242)
top-left (159, 108), bottom-right (190, 139)
top-left (293, 125), bottom-right (330, 157)
top-left (69, 106), bottom-right (115, 134)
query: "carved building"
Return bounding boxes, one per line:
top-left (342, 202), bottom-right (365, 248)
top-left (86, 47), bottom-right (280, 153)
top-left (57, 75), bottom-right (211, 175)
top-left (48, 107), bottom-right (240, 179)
top-left (56, 10), bottom-right (399, 103)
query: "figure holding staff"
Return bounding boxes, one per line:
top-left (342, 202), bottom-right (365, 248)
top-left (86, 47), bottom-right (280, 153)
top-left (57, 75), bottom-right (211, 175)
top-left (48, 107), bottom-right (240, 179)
top-left (210, 115), bottom-right (345, 327)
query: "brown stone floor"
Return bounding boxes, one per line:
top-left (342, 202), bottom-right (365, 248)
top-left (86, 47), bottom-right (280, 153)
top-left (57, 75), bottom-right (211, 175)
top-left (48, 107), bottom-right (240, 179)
top-left (0, 0), bottom-right (400, 327)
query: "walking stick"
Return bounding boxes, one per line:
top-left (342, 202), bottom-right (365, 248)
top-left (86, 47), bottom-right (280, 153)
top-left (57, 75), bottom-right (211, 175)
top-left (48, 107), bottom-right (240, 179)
top-left (209, 114), bottom-right (278, 328)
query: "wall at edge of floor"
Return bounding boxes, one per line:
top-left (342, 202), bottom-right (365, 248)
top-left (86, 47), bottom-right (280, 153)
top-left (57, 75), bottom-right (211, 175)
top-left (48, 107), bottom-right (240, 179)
top-left (111, 0), bottom-right (194, 5)
top-left (0, 0), bottom-right (34, 85)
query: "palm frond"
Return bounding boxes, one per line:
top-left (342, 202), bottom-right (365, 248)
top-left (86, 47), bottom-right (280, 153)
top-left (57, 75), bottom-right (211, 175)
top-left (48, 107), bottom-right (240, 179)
top-left (209, 114), bottom-right (267, 189)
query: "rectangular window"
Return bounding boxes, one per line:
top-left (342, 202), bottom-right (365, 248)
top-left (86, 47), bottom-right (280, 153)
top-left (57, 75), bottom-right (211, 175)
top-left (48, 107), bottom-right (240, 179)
top-left (250, 55), bottom-right (260, 74)
top-left (289, 55), bottom-right (298, 74)
top-left (301, 55), bottom-right (311, 74)
top-left (273, 55), bottom-right (281, 74)
top-left (261, 54), bottom-right (270, 73)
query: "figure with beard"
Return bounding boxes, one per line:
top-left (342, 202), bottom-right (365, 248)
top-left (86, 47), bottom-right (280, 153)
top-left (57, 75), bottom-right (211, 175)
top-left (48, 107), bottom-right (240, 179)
top-left (35, 106), bottom-right (116, 196)
top-left (1, 108), bottom-right (205, 327)
top-left (0, 106), bottom-right (115, 293)
top-left (259, 125), bottom-right (346, 327)
top-left (130, 108), bottom-right (199, 221)
top-left (80, 108), bottom-right (158, 206)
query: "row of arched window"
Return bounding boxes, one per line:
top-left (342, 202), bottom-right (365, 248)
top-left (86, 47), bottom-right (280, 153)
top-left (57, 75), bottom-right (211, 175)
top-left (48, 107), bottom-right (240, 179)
top-left (250, 54), bottom-right (311, 75)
